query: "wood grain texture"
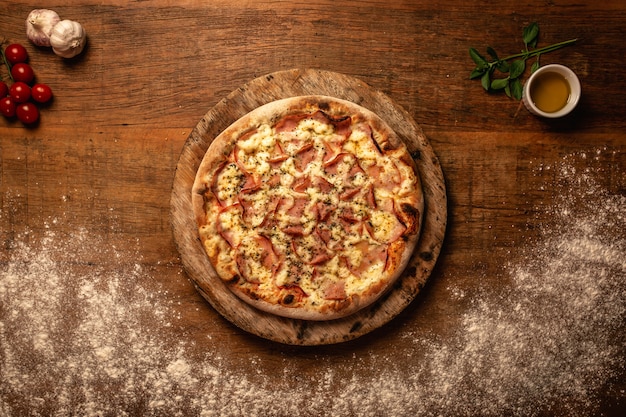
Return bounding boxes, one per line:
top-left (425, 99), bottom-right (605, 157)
top-left (1, 0), bottom-right (625, 414)
top-left (171, 69), bottom-right (447, 345)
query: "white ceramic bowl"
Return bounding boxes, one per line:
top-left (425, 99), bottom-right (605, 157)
top-left (522, 64), bottom-right (581, 118)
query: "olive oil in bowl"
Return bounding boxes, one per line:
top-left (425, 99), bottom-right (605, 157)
top-left (529, 71), bottom-right (571, 113)
top-left (523, 64), bottom-right (581, 118)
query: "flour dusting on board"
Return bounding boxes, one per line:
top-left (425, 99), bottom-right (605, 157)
top-left (1, 149), bottom-right (624, 416)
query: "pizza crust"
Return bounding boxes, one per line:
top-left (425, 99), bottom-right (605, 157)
top-left (192, 95), bottom-right (423, 321)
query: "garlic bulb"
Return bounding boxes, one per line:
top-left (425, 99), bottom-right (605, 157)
top-left (49, 20), bottom-right (87, 59)
top-left (25, 9), bottom-right (61, 47)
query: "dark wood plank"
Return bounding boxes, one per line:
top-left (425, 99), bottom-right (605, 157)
top-left (1, 0), bottom-right (625, 415)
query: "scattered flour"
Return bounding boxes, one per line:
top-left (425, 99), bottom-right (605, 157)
top-left (0, 149), bottom-right (624, 416)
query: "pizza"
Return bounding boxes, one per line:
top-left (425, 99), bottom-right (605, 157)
top-left (192, 95), bottom-right (424, 321)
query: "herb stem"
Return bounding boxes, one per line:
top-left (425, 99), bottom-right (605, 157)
top-left (0, 42), bottom-right (14, 83)
top-left (499, 38), bottom-right (578, 63)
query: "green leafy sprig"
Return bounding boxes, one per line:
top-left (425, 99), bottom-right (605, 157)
top-left (469, 22), bottom-right (577, 100)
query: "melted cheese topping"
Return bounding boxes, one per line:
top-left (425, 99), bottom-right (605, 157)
top-left (201, 111), bottom-right (420, 314)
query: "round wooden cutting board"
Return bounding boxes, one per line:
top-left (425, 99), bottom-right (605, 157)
top-left (170, 69), bottom-right (447, 345)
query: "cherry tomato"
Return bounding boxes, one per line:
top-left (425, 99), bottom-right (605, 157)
top-left (31, 83), bottom-right (53, 103)
top-left (4, 44), bottom-right (28, 65)
top-left (9, 82), bottom-right (31, 103)
top-left (0, 81), bottom-right (7, 98)
top-left (0, 97), bottom-right (16, 118)
top-left (16, 102), bottom-right (39, 124)
top-left (11, 63), bottom-right (35, 84)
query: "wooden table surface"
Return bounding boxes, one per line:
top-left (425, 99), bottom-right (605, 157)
top-left (1, 1), bottom-right (625, 416)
